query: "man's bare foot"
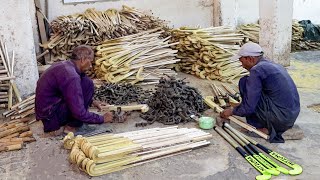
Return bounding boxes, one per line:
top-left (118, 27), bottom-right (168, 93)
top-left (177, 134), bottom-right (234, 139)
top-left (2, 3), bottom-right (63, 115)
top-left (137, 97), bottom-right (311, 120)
top-left (63, 126), bottom-right (77, 134)
top-left (41, 127), bottom-right (64, 138)
top-left (257, 128), bottom-right (269, 134)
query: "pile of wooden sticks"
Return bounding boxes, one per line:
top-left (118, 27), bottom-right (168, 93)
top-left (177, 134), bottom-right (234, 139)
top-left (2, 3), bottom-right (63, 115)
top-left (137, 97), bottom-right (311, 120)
top-left (63, 126), bottom-right (212, 176)
top-left (94, 28), bottom-right (179, 84)
top-left (0, 38), bottom-right (22, 109)
top-left (43, 6), bottom-right (168, 61)
top-left (2, 95), bottom-right (35, 119)
top-left (0, 118), bottom-right (36, 153)
top-left (170, 26), bottom-right (247, 82)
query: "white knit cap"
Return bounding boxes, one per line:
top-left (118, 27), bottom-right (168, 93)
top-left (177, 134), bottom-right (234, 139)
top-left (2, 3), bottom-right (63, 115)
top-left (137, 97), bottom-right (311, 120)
top-left (231, 42), bottom-right (264, 60)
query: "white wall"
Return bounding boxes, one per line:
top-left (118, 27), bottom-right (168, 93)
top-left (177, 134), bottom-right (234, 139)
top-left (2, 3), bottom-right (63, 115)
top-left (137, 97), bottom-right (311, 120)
top-left (47, 0), bottom-right (214, 28)
top-left (219, 0), bottom-right (259, 27)
top-left (293, 0), bottom-right (320, 24)
top-left (0, 0), bottom-right (39, 97)
top-left (219, 0), bottom-right (319, 27)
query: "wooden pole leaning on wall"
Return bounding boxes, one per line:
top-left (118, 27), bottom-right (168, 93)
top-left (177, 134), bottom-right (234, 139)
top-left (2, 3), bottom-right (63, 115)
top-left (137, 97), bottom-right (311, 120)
top-left (35, 0), bottom-right (51, 64)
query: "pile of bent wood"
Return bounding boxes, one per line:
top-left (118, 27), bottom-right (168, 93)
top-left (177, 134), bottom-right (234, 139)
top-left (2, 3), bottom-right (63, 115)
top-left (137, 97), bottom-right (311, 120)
top-left (94, 28), bottom-right (179, 84)
top-left (0, 118), bottom-right (36, 153)
top-left (171, 26), bottom-right (247, 82)
top-left (43, 6), bottom-right (168, 61)
top-left (63, 126), bottom-right (211, 176)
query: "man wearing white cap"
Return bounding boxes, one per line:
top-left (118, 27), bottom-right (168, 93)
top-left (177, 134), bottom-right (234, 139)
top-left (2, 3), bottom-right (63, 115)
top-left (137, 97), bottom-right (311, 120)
top-left (220, 42), bottom-right (300, 143)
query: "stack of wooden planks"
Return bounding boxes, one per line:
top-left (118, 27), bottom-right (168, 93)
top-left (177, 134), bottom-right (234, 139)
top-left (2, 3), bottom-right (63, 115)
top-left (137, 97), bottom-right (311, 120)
top-left (63, 126), bottom-right (212, 176)
top-left (0, 118), bottom-right (36, 153)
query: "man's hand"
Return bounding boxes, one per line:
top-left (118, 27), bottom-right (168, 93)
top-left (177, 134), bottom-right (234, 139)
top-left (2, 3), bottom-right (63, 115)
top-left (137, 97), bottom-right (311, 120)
top-left (92, 100), bottom-right (107, 111)
top-left (103, 111), bottom-right (113, 123)
top-left (220, 108), bottom-right (233, 119)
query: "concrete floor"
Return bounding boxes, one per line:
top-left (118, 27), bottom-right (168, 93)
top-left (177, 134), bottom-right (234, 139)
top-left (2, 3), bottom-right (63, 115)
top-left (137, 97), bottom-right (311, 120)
top-left (1, 51), bottom-right (320, 180)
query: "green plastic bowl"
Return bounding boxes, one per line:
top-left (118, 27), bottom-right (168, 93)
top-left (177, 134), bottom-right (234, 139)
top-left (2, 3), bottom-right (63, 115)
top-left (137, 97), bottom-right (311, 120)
top-left (199, 117), bottom-right (215, 130)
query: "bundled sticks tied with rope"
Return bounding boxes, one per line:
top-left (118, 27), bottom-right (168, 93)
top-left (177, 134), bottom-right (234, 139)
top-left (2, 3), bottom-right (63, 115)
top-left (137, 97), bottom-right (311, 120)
top-left (170, 26), bottom-right (248, 82)
top-left (94, 28), bottom-right (179, 84)
top-left (63, 126), bottom-right (211, 176)
top-left (43, 6), bottom-right (168, 61)
top-left (0, 117), bottom-right (36, 153)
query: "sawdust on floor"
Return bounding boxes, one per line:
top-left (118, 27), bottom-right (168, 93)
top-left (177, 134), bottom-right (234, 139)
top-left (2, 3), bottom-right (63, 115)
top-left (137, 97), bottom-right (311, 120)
top-left (307, 103), bottom-right (320, 113)
top-left (287, 59), bottom-right (320, 92)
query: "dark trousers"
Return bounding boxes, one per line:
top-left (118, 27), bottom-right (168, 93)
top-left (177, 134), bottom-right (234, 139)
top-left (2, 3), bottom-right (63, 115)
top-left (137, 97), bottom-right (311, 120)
top-left (238, 76), bottom-right (294, 142)
top-left (42, 76), bottom-right (94, 132)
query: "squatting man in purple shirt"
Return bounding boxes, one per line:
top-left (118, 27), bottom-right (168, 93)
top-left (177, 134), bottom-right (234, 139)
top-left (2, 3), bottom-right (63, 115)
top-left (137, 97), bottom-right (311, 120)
top-left (35, 45), bottom-right (113, 135)
top-left (220, 42), bottom-right (300, 143)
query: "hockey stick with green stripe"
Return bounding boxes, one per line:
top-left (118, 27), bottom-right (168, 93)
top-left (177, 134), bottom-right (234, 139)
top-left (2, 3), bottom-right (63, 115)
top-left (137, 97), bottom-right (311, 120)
top-left (214, 126), bottom-right (272, 180)
top-left (223, 124), bottom-right (285, 175)
top-left (239, 130), bottom-right (303, 175)
top-left (223, 123), bottom-right (289, 175)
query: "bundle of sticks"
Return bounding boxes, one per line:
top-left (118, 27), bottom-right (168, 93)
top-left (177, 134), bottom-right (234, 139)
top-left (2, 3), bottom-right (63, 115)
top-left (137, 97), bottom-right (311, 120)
top-left (291, 20), bottom-right (320, 51)
top-left (0, 118), bottom-right (36, 153)
top-left (2, 95), bottom-right (35, 119)
top-left (237, 22), bottom-right (320, 51)
top-left (43, 6), bottom-right (168, 61)
top-left (209, 82), bottom-right (241, 108)
top-left (94, 28), bottom-right (179, 84)
top-left (63, 126), bottom-right (212, 176)
top-left (0, 38), bottom-right (22, 109)
top-left (237, 23), bottom-right (260, 43)
top-left (170, 26), bottom-right (247, 82)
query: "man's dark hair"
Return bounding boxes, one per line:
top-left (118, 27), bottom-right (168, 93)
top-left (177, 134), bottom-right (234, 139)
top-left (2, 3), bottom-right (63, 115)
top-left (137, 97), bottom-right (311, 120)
top-left (70, 45), bottom-right (94, 61)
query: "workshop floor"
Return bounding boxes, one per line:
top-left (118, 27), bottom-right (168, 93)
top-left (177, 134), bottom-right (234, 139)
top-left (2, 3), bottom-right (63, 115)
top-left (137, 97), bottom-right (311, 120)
top-left (1, 51), bottom-right (320, 180)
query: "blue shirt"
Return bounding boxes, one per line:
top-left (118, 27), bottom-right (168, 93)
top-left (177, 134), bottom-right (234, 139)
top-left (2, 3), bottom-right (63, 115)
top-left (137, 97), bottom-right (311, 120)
top-left (233, 58), bottom-right (300, 119)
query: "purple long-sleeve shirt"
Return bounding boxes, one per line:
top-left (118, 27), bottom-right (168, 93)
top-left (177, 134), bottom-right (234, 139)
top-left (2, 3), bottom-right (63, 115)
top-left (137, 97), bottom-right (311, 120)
top-left (233, 58), bottom-right (300, 118)
top-left (35, 60), bottom-right (104, 125)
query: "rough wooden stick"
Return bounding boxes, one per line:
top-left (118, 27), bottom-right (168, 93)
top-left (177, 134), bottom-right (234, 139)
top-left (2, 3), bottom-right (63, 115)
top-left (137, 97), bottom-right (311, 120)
top-left (19, 131), bottom-right (33, 138)
top-left (204, 96), bottom-right (269, 139)
top-left (0, 126), bottom-right (30, 139)
top-left (1, 133), bottom-right (20, 139)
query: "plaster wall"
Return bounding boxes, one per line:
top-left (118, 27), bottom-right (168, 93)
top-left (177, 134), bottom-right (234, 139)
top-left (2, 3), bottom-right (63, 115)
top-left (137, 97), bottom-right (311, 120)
top-left (46, 0), bottom-right (214, 28)
top-left (218, 0), bottom-right (320, 27)
top-left (0, 0), bottom-right (39, 97)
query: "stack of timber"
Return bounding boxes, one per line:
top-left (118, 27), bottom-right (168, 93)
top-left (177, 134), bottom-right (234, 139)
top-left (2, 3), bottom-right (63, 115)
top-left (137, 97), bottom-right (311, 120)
top-left (237, 22), bottom-right (320, 51)
top-left (0, 38), bottom-right (22, 109)
top-left (292, 20), bottom-right (320, 51)
top-left (63, 126), bottom-right (212, 176)
top-left (2, 95), bottom-right (35, 119)
top-left (171, 26), bottom-right (247, 82)
top-left (0, 118), bottom-right (36, 153)
top-left (94, 29), bottom-right (179, 84)
top-left (43, 6), bottom-right (168, 61)
top-left (237, 23), bottom-right (260, 43)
